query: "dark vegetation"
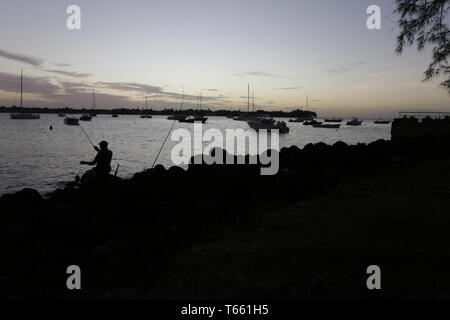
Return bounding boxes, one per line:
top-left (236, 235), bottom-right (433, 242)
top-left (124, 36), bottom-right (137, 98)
top-left (395, 0), bottom-right (450, 90)
top-left (1, 134), bottom-right (450, 299)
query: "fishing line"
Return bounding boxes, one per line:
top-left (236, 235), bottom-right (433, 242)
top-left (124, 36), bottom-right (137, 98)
top-left (151, 83), bottom-right (184, 168)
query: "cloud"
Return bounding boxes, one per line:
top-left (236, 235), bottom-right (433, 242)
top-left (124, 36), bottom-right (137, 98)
top-left (53, 63), bottom-right (71, 67)
top-left (273, 86), bottom-right (301, 90)
top-left (59, 81), bottom-right (92, 95)
top-left (235, 71), bottom-right (293, 79)
top-left (201, 88), bottom-right (219, 92)
top-left (326, 61), bottom-right (366, 74)
top-left (95, 81), bottom-right (225, 102)
top-left (96, 81), bottom-right (164, 94)
top-left (0, 49), bottom-right (43, 67)
top-left (0, 71), bottom-right (228, 108)
top-left (44, 69), bottom-right (91, 78)
top-left (0, 71), bottom-right (60, 97)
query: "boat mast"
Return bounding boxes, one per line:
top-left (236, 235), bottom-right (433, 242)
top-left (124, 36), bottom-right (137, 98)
top-left (92, 88), bottom-right (96, 109)
top-left (145, 97), bottom-right (148, 109)
top-left (247, 83), bottom-right (250, 113)
top-left (252, 91), bottom-right (255, 111)
top-left (306, 94), bottom-right (309, 111)
top-left (20, 69), bottom-right (23, 108)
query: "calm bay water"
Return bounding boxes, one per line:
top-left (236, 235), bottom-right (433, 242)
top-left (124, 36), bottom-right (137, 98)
top-left (0, 113), bottom-right (390, 195)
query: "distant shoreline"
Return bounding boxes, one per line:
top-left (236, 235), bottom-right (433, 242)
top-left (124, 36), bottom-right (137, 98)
top-left (0, 106), bottom-right (316, 118)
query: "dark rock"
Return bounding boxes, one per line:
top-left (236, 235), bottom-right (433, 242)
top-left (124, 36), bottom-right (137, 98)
top-left (0, 188), bottom-right (44, 206)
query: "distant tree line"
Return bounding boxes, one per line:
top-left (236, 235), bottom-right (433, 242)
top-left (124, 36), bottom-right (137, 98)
top-left (0, 106), bottom-right (316, 118)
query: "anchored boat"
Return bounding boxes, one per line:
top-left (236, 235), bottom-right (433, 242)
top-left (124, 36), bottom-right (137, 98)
top-left (10, 69), bottom-right (40, 120)
top-left (247, 115), bottom-right (290, 133)
top-left (140, 97), bottom-right (152, 118)
top-left (167, 114), bottom-right (187, 121)
top-left (324, 118), bottom-right (343, 123)
top-left (346, 118), bottom-right (363, 126)
top-left (79, 114), bottom-right (92, 121)
top-left (303, 119), bottom-right (321, 126)
top-left (64, 117), bottom-right (79, 125)
top-left (374, 119), bottom-right (391, 124)
top-left (179, 93), bottom-right (207, 123)
top-left (313, 123), bottom-right (340, 129)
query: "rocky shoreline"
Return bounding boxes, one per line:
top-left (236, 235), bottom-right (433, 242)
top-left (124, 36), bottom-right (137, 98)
top-left (1, 134), bottom-right (450, 298)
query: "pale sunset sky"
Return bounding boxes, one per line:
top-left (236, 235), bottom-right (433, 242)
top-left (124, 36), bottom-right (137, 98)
top-left (0, 0), bottom-right (449, 117)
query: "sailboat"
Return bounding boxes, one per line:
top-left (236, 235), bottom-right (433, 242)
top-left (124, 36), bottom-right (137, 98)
top-left (140, 97), bottom-right (152, 118)
top-left (80, 89), bottom-right (94, 121)
top-left (233, 84), bottom-right (251, 121)
top-left (179, 93), bottom-right (208, 123)
top-left (168, 85), bottom-right (187, 120)
top-left (246, 85), bottom-right (290, 133)
top-left (90, 88), bottom-right (97, 116)
top-left (289, 95), bottom-right (314, 123)
top-left (10, 69), bottom-right (40, 120)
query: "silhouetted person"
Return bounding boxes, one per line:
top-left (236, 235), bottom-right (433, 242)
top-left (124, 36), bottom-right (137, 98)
top-left (80, 141), bottom-right (113, 181)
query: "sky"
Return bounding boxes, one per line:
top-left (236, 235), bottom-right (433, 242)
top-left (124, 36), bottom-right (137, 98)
top-left (0, 0), bottom-right (449, 118)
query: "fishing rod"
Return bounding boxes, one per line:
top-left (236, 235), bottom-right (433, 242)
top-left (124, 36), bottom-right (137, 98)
top-left (151, 118), bottom-right (177, 168)
top-left (151, 83), bottom-right (184, 168)
top-left (79, 123), bottom-right (95, 148)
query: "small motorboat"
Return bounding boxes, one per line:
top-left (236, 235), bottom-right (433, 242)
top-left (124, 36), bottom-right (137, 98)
top-left (233, 115), bottom-right (247, 121)
top-left (167, 114), bottom-right (187, 121)
top-left (64, 117), bottom-right (79, 125)
top-left (140, 115), bottom-right (152, 118)
top-left (324, 118), bottom-right (343, 123)
top-left (79, 114), bottom-right (92, 121)
top-left (112, 114), bottom-right (119, 118)
top-left (179, 115), bottom-right (208, 123)
top-left (303, 120), bottom-right (322, 126)
top-left (247, 115), bottom-right (290, 133)
top-left (374, 119), bottom-right (391, 124)
top-left (346, 118), bottom-right (363, 126)
top-left (289, 115), bottom-right (315, 123)
top-left (58, 113), bottom-right (66, 117)
top-left (313, 123), bottom-right (340, 129)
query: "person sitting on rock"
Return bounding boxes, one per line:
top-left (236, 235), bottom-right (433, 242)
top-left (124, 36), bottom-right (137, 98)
top-left (80, 141), bottom-right (113, 181)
